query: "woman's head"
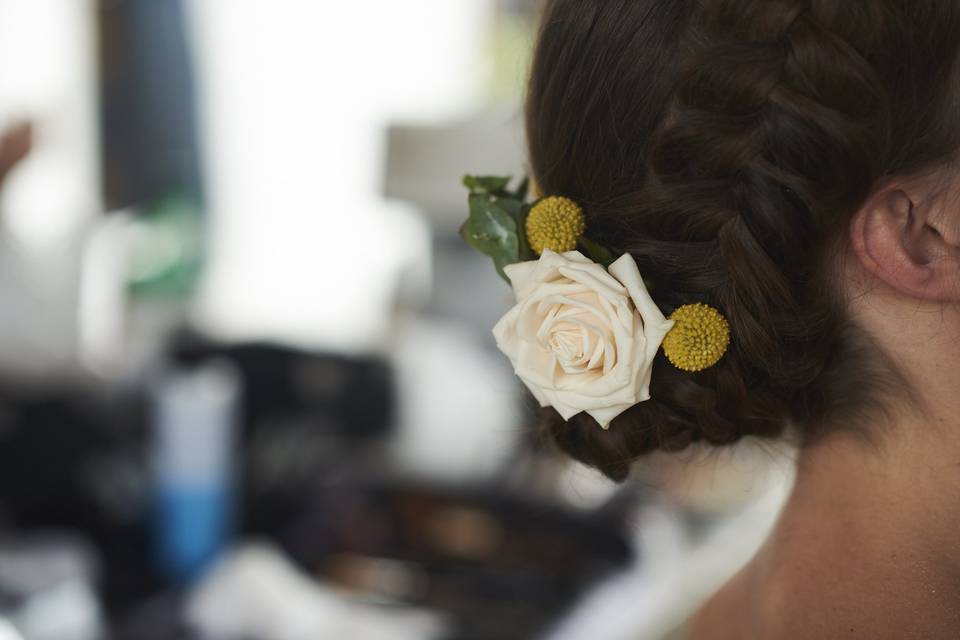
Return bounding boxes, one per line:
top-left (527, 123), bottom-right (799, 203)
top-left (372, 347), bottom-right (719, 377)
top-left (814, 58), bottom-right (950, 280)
top-left (525, 0), bottom-right (960, 480)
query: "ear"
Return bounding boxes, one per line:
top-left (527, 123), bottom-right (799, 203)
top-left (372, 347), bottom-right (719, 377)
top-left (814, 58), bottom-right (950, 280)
top-left (849, 183), bottom-right (960, 302)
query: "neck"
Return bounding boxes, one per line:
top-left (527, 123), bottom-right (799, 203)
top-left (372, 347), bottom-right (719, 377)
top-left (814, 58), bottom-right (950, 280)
top-left (801, 258), bottom-right (960, 534)
top-left (698, 266), bottom-right (960, 635)
top-left (766, 293), bottom-right (960, 616)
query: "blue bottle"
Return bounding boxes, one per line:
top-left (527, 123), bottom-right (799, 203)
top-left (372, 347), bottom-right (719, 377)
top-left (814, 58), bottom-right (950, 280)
top-left (150, 361), bottom-right (240, 584)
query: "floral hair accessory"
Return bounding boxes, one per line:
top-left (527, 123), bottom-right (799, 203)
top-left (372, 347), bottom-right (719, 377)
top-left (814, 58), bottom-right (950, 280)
top-left (525, 196), bottom-right (585, 255)
top-left (461, 175), bottom-right (730, 427)
top-left (492, 249), bottom-right (674, 428)
top-left (663, 303), bottom-right (731, 372)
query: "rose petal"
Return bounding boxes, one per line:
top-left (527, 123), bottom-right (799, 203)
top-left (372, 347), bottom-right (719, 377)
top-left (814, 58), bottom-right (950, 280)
top-left (586, 403), bottom-right (635, 429)
top-left (557, 264), bottom-right (627, 305)
top-left (557, 249), bottom-right (594, 264)
top-left (516, 340), bottom-right (559, 388)
top-left (609, 253), bottom-right (675, 398)
top-left (492, 306), bottom-right (523, 358)
top-left (609, 253), bottom-right (674, 337)
top-left (539, 387), bottom-right (583, 421)
top-left (518, 376), bottom-right (551, 408)
top-left (503, 260), bottom-right (540, 299)
top-left (492, 249), bottom-right (675, 432)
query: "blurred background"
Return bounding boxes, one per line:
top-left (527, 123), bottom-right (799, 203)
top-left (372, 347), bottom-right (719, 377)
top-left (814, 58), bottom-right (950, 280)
top-left (0, 1), bottom-right (795, 639)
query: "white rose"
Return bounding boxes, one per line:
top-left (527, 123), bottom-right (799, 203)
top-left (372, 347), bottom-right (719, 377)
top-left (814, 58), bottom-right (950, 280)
top-left (492, 250), bottom-right (675, 429)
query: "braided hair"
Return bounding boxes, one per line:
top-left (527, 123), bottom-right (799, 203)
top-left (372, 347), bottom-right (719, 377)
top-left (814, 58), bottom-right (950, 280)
top-left (526, 0), bottom-right (960, 480)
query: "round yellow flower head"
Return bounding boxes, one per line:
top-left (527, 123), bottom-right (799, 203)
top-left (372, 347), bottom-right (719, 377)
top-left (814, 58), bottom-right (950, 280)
top-left (662, 303), bottom-right (731, 372)
top-left (526, 196), bottom-right (586, 255)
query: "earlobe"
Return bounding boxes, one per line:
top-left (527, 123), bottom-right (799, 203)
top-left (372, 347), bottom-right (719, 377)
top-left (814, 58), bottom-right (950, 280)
top-left (849, 188), bottom-right (960, 302)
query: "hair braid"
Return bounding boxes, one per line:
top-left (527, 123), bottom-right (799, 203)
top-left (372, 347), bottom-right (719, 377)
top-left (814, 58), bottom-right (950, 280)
top-left (527, 0), bottom-right (960, 481)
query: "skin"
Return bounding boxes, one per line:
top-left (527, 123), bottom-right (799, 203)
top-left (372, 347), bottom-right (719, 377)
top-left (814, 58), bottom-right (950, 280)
top-left (685, 175), bottom-right (960, 639)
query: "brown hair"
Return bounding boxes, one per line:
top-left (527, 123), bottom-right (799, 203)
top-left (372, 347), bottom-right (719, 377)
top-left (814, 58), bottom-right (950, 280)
top-left (525, 0), bottom-right (960, 480)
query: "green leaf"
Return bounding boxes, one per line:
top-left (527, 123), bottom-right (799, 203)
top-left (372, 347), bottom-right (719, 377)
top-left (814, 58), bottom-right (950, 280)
top-left (461, 194), bottom-right (520, 281)
top-left (515, 202), bottom-right (535, 262)
top-left (578, 236), bottom-right (618, 268)
top-left (462, 175), bottom-right (512, 196)
top-left (489, 196), bottom-right (532, 261)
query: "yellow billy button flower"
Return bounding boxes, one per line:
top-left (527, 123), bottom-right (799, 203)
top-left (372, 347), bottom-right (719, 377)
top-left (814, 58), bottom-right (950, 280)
top-left (525, 196), bottom-right (586, 255)
top-left (662, 303), bottom-right (731, 372)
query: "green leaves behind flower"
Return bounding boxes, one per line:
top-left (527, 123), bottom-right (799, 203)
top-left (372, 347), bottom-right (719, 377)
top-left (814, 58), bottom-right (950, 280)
top-left (578, 235), bottom-right (616, 268)
top-left (462, 175), bottom-right (511, 195)
top-left (462, 175), bottom-right (529, 201)
top-left (461, 175), bottom-right (534, 282)
top-left (460, 173), bottom-right (622, 284)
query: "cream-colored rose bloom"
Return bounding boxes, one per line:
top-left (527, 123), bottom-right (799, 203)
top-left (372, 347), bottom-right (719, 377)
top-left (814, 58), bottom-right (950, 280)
top-left (492, 250), bottom-right (675, 428)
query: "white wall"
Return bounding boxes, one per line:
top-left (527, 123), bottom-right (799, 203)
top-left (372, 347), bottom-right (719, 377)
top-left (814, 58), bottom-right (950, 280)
top-left (0, 0), bottom-right (100, 381)
top-left (187, 0), bottom-right (494, 353)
